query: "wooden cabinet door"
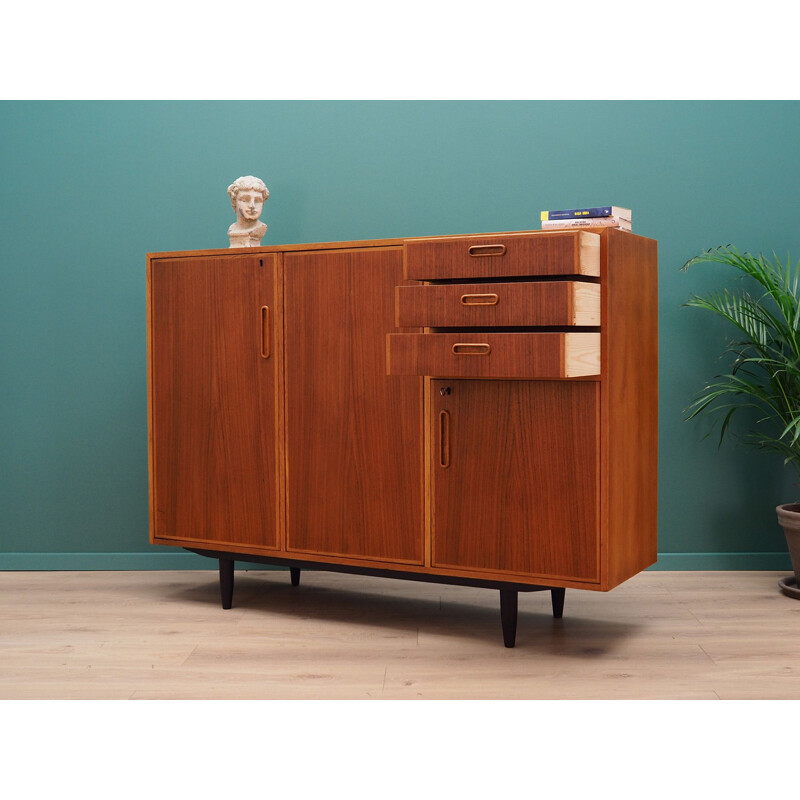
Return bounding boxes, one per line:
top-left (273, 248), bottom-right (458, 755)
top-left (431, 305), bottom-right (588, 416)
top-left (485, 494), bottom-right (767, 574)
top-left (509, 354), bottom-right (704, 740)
top-left (431, 379), bottom-right (600, 582)
top-left (284, 248), bottom-right (424, 564)
top-left (149, 254), bottom-right (280, 549)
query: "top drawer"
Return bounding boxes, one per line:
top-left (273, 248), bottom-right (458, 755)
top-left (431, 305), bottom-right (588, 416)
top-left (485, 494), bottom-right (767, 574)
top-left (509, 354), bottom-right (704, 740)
top-left (404, 230), bottom-right (600, 281)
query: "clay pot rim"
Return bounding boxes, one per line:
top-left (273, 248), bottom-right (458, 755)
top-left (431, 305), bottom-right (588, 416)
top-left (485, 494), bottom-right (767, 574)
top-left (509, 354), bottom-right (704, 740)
top-left (778, 576), bottom-right (800, 599)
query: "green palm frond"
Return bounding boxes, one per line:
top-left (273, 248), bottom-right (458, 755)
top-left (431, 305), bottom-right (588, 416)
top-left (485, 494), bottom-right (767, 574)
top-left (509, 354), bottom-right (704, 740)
top-left (683, 245), bottom-right (800, 477)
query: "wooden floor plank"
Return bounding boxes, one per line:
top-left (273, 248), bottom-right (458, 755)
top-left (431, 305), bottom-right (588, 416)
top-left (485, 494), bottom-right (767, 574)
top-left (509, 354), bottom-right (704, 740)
top-left (1, 569), bottom-right (798, 699)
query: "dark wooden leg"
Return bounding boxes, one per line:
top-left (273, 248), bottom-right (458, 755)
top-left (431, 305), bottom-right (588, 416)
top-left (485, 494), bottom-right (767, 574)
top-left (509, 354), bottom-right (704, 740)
top-left (499, 589), bottom-right (518, 648)
top-left (219, 557), bottom-right (234, 610)
top-left (290, 567), bottom-right (301, 587)
top-left (551, 587), bottom-right (565, 619)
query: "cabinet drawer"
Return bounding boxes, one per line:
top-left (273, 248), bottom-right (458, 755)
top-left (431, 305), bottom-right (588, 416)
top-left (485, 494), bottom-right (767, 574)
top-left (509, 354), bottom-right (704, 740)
top-left (404, 231), bottom-right (600, 281)
top-left (396, 281), bottom-right (600, 328)
top-left (387, 332), bottom-right (600, 378)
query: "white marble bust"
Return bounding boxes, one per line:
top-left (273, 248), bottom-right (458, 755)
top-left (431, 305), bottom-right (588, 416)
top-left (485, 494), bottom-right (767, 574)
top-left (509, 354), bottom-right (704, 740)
top-left (227, 175), bottom-right (269, 247)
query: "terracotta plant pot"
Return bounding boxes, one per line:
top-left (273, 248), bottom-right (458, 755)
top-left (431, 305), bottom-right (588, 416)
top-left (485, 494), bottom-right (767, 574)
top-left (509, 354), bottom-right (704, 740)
top-left (775, 503), bottom-right (800, 598)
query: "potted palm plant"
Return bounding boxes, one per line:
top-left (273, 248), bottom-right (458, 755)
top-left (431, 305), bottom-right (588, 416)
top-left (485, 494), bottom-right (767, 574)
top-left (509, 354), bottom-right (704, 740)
top-left (682, 245), bottom-right (800, 598)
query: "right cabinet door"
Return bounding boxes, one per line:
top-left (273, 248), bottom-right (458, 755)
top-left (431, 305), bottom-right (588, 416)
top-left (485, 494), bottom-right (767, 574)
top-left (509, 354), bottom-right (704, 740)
top-left (431, 379), bottom-right (600, 583)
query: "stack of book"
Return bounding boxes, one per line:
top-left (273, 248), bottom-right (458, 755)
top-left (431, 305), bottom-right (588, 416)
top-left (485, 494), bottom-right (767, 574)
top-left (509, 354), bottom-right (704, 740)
top-left (540, 205), bottom-right (632, 232)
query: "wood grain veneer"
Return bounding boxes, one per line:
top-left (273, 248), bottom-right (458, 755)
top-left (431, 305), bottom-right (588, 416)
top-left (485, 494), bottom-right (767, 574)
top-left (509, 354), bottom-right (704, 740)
top-left (430, 379), bottom-right (600, 581)
top-left (146, 228), bottom-right (658, 644)
top-left (283, 247), bottom-right (424, 564)
top-left (395, 281), bottom-right (601, 328)
top-left (404, 230), bottom-right (600, 281)
top-left (148, 254), bottom-right (281, 549)
top-left (600, 229), bottom-right (659, 589)
top-left (387, 331), bottom-right (601, 378)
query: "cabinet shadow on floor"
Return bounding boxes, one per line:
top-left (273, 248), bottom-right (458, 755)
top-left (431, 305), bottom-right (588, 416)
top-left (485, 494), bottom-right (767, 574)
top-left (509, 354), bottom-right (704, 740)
top-left (162, 569), bottom-right (642, 652)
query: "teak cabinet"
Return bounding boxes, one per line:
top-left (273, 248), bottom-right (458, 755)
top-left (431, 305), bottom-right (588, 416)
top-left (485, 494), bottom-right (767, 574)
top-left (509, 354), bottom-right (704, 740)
top-left (147, 229), bottom-right (658, 646)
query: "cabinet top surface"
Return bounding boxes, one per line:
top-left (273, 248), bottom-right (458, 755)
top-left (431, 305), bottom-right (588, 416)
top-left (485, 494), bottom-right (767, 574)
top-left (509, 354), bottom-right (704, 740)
top-left (147, 227), bottom-right (654, 260)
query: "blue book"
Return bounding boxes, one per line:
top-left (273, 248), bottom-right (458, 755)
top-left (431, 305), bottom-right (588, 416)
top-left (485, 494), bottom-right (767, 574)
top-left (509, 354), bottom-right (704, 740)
top-left (541, 205), bottom-right (631, 221)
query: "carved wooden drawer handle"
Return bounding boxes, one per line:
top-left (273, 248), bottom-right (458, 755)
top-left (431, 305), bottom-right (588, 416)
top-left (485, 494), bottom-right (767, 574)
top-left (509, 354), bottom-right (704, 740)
top-left (452, 343), bottom-right (491, 355)
top-left (468, 244), bottom-right (506, 257)
top-left (261, 306), bottom-right (271, 358)
top-left (460, 293), bottom-right (499, 306)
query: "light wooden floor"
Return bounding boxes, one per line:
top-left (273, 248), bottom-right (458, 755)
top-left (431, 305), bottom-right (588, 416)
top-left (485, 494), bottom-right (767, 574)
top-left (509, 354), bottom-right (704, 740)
top-left (2, 568), bottom-right (799, 699)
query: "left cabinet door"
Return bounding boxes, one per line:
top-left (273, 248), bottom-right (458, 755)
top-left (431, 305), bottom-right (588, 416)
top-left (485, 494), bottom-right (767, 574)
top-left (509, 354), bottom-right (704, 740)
top-left (148, 254), bottom-right (281, 550)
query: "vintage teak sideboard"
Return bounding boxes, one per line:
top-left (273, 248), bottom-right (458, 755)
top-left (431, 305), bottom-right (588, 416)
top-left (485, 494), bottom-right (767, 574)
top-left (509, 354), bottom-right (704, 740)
top-left (147, 228), bottom-right (658, 646)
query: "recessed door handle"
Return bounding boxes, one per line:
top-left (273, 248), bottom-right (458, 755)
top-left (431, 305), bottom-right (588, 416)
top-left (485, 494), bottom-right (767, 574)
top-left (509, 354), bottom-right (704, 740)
top-left (260, 306), bottom-right (271, 358)
top-left (439, 410), bottom-right (450, 468)
top-left (460, 293), bottom-right (499, 306)
top-left (468, 244), bottom-right (506, 257)
top-left (452, 343), bottom-right (491, 355)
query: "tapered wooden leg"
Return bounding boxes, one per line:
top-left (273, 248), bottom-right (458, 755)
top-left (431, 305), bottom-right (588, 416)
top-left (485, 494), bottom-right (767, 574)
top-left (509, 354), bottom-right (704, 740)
top-left (290, 567), bottom-right (301, 587)
top-left (219, 558), bottom-right (234, 610)
top-left (551, 587), bottom-right (565, 619)
top-left (499, 589), bottom-right (518, 648)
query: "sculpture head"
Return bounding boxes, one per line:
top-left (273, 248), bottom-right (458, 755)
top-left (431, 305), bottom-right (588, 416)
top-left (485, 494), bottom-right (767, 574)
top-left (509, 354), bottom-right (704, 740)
top-left (227, 175), bottom-right (269, 222)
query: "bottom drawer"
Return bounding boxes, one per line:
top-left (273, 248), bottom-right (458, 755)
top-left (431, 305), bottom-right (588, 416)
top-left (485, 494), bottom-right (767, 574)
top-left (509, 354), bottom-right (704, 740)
top-left (386, 332), bottom-right (600, 378)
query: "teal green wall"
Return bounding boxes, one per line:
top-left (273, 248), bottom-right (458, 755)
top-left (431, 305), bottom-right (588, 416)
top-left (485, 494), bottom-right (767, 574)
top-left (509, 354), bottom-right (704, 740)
top-left (1, 100), bottom-right (797, 570)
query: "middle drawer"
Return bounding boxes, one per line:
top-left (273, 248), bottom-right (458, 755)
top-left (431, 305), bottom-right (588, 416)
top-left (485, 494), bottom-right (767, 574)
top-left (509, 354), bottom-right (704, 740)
top-left (396, 281), bottom-right (600, 328)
